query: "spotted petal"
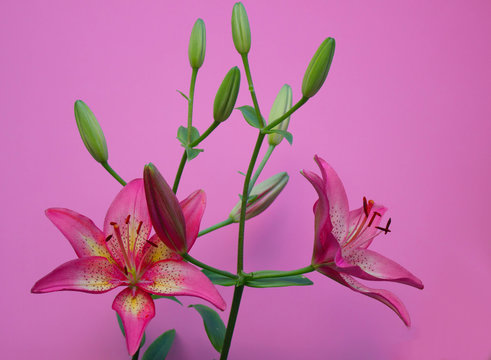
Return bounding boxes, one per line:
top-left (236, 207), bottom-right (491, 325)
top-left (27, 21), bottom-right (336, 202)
top-left (139, 260), bottom-right (226, 310)
top-left (137, 234), bottom-right (181, 270)
top-left (301, 168), bottom-right (340, 264)
top-left (336, 248), bottom-right (424, 289)
top-left (103, 179), bottom-right (152, 267)
top-left (45, 208), bottom-right (112, 260)
top-left (112, 288), bottom-right (155, 356)
top-left (317, 266), bottom-right (411, 326)
top-left (31, 257), bottom-right (126, 294)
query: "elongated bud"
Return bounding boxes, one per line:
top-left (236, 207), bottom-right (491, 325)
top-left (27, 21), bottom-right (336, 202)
top-left (302, 38), bottom-right (336, 99)
top-left (231, 2), bottom-right (251, 55)
top-left (229, 172), bottom-right (289, 222)
top-left (213, 67), bottom-right (241, 123)
top-left (188, 18), bottom-right (206, 69)
top-left (74, 100), bottom-right (108, 163)
top-left (143, 163), bottom-right (187, 254)
top-left (268, 84), bottom-right (293, 146)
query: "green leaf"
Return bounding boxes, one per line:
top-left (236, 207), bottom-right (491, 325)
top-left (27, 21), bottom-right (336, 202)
top-left (151, 294), bottom-right (183, 305)
top-left (189, 305), bottom-right (226, 352)
top-left (142, 329), bottom-right (176, 360)
top-left (185, 147), bottom-right (204, 161)
top-left (177, 90), bottom-right (189, 101)
top-left (116, 313), bottom-right (146, 347)
top-left (237, 105), bottom-right (262, 128)
top-left (245, 274), bottom-right (313, 288)
top-left (266, 129), bottom-right (293, 145)
top-left (237, 170), bottom-right (246, 176)
top-left (177, 126), bottom-right (200, 146)
top-left (202, 269), bottom-right (236, 286)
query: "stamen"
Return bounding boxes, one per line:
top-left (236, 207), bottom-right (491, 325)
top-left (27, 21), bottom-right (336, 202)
top-left (367, 211), bottom-right (381, 227)
top-left (125, 215), bottom-right (130, 224)
top-left (105, 234), bottom-right (113, 242)
top-left (137, 221), bottom-right (143, 235)
top-left (146, 240), bottom-right (158, 248)
top-left (110, 221), bottom-right (117, 226)
top-left (124, 266), bottom-right (128, 275)
top-left (363, 197), bottom-right (368, 217)
top-left (375, 218), bottom-right (392, 234)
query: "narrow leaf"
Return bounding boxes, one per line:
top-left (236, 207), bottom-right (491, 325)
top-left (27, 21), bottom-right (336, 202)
top-left (202, 269), bottom-right (236, 286)
top-left (237, 171), bottom-right (246, 176)
top-left (177, 90), bottom-right (189, 101)
top-left (151, 294), bottom-right (183, 305)
top-left (142, 329), bottom-right (176, 360)
top-left (245, 275), bottom-right (313, 288)
top-left (177, 126), bottom-right (187, 145)
top-left (266, 129), bottom-right (293, 145)
top-left (237, 105), bottom-right (262, 128)
top-left (186, 147), bottom-right (204, 161)
top-left (190, 305), bottom-right (226, 352)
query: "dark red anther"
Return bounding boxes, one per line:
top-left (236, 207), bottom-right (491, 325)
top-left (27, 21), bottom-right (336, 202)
top-left (368, 211), bottom-right (382, 227)
top-left (110, 221), bottom-right (117, 226)
top-left (363, 197), bottom-right (368, 217)
top-left (137, 221), bottom-right (143, 234)
top-left (125, 215), bottom-right (130, 224)
top-left (146, 240), bottom-right (158, 248)
top-left (124, 266), bottom-right (128, 275)
top-left (376, 218), bottom-right (392, 234)
top-left (105, 234), bottom-right (113, 242)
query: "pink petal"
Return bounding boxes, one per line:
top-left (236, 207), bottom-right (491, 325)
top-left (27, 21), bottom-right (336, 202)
top-left (314, 155), bottom-right (349, 242)
top-left (112, 288), bottom-right (155, 356)
top-left (139, 260), bottom-right (226, 311)
top-left (180, 190), bottom-right (206, 251)
top-left (137, 233), bottom-right (181, 270)
top-left (317, 266), bottom-right (411, 326)
top-left (45, 208), bottom-right (112, 260)
top-left (337, 248), bottom-right (424, 289)
top-left (344, 204), bottom-right (387, 249)
top-left (301, 169), bottom-right (340, 264)
top-left (31, 257), bottom-right (126, 294)
top-left (103, 179), bottom-right (151, 267)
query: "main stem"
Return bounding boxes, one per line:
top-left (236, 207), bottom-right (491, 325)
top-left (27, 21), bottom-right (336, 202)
top-left (219, 285), bottom-right (244, 360)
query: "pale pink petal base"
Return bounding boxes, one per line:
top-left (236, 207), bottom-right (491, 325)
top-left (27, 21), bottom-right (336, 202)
top-left (140, 260), bottom-right (226, 310)
top-left (318, 265), bottom-right (411, 326)
top-left (112, 287), bottom-right (155, 356)
top-left (31, 257), bottom-right (126, 294)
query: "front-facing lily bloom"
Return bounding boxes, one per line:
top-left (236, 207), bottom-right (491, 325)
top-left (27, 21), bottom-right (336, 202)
top-left (31, 179), bottom-right (226, 355)
top-left (302, 155), bottom-right (423, 326)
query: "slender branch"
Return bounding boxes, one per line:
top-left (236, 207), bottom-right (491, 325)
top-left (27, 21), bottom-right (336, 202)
top-left (181, 253), bottom-right (237, 279)
top-left (241, 54), bottom-right (265, 127)
top-left (262, 97), bottom-right (309, 132)
top-left (187, 68), bottom-right (198, 144)
top-left (101, 162), bottom-right (126, 186)
top-left (248, 144), bottom-right (274, 192)
top-left (191, 121), bottom-right (220, 147)
top-left (198, 218), bottom-right (234, 237)
top-left (249, 265), bottom-right (315, 280)
top-left (219, 285), bottom-right (244, 360)
top-left (172, 151), bottom-right (187, 193)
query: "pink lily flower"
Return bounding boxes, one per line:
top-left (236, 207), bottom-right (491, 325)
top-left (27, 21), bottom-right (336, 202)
top-left (302, 155), bottom-right (423, 326)
top-left (31, 179), bottom-right (226, 355)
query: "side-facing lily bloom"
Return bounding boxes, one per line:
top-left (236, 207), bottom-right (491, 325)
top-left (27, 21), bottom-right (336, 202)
top-left (302, 155), bottom-right (423, 326)
top-left (31, 179), bottom-right (226, 355)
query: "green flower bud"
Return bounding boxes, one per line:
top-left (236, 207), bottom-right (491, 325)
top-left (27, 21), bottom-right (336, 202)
top-left (231, 2), bottom-right (251, 55)
top-left (188, 18), bottom-right (206, 69)
top-left (213, 67), bottom-right (241, 123)
top-left (268, 84), bottom-right (293, 146)
top-left (74, 100), bottom-right (108, 163)
top-left (229, 172), bottom-right (289, 222)
top-left (302, 37), bottom-right (336, 99)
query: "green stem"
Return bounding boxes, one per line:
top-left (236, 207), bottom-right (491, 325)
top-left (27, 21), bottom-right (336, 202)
top-left (219, 285), bottom-right (244, 360)
top-left (248, 144), bottom-right (274, 192)
top-left (172, 151), bottom-right (187, 193)
top-left (262, 97), bottom-right (309, 132)
top-left (237, 133), bottom-right (265, 273)
top-left (191, 121), bottom-right (220, 147)
top-left (101, 162), bottom-right (126, 186)
top-left (181, 253), bottom-right (237, 279)
top-left (187, 68), bottom-right (198, 144)
top-left (241, 54), bottom-right (265, 128)
top-left (198, 218), bottom-right (234, 237)
top-left (131, 347), bottom-right (140, 360)
top-left (250, 265), bottom-right (315, 280)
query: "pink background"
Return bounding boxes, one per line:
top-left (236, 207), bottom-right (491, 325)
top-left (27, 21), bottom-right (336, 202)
top-left (1, 0), bottom-right (490, 359)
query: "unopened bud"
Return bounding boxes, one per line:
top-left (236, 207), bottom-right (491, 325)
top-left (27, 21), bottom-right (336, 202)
top-left (231, 2), bottom-right (251, 55)
top-left (268, 85), bottom-right (293, 146)
top-left (302, 37), bottom-right (336, 99)
top-left (74, 100), bottom-right (108, 163)
top-left (144, 163), bottom-right (187, 254)
top-left (213, 67), bottom-right (241, 123)
top-left (188, 18), bottom-right (206, 69)
top-left (229, 172), bottom-right (289, 222)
